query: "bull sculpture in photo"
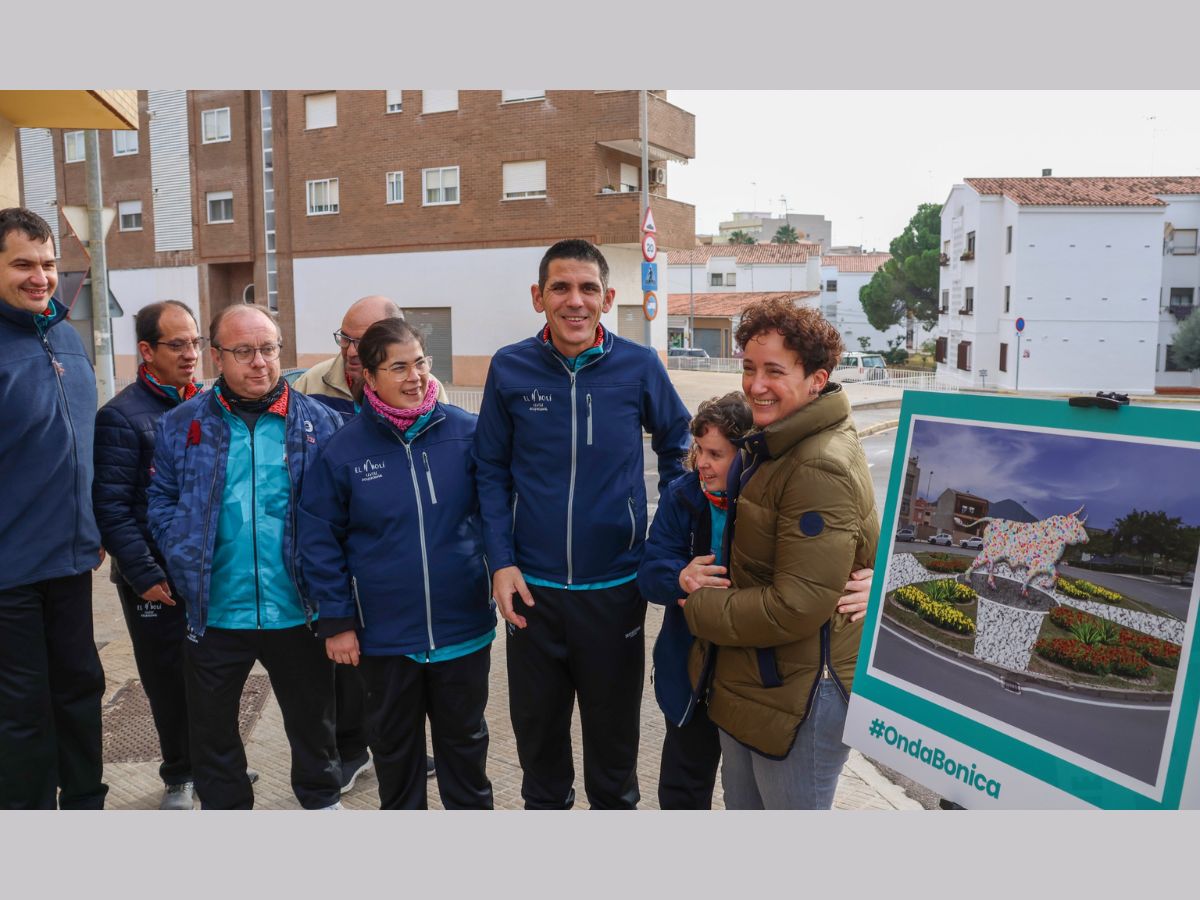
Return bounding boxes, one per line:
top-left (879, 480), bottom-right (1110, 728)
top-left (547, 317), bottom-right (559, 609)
top-left (953, 506), bottom-right (1090, 596)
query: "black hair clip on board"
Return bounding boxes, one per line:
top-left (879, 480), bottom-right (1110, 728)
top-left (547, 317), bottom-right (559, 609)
top-left (1068, 391), bottom-right (1130, 410)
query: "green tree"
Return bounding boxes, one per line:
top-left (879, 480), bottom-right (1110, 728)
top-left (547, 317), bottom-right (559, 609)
top-left (1170, 309), bottom-right (1200, 370)
top-left (859, 202), bottom-right (942, 348)
top-left (1112, 509), bottom-right (1186, 574)
top-left (771, 224), bottom-right (800, 244)
top-left (727, 230), bottom-right (756, 245)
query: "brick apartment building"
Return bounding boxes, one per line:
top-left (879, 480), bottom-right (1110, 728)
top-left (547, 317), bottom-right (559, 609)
top-left (17, 90), bottom-right (696, 384)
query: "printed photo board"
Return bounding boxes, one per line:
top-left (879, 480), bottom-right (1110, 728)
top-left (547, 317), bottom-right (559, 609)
top-left (844, 391), bottom-right (1200, 808)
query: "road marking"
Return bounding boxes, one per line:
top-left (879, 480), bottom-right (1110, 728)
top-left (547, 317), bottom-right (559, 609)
top-left (878, 623), bottom-right (1167, 711)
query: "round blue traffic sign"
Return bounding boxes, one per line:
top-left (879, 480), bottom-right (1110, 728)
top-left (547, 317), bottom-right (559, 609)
top-left (1015, 317), bottom-right (1025, 333)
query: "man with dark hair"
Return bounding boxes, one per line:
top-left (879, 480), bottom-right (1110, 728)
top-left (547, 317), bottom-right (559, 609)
top-left (94, 300), bottom-right (204, 809)
top-left (0, 207), bottom-right (108, 809)
top-left (474, 238), bottom-right (691, 809)
top-left (148, 304), bottom-right (344, 809)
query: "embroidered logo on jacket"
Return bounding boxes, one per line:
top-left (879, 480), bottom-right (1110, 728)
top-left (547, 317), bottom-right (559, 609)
top-left (354, 458), bottom-right (386, 482)
top-left (521, 388), bottom-right (553, 413)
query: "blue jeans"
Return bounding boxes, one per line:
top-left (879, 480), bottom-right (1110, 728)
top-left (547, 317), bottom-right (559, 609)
top-left (718, 678), bottom-right (850, 809)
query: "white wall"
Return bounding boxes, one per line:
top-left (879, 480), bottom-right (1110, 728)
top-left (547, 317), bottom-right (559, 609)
top-left (108, 266), bottom-right (201, 355)
top-left (292, 244), bottom-right (667, 360)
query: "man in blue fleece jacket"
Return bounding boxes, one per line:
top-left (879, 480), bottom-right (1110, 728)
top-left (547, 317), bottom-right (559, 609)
top-left (474, 239), bottom-right (690, 809)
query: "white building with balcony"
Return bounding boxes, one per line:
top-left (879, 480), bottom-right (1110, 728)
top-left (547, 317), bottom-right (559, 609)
top-left (934, 176), bottom-right (1200, 393)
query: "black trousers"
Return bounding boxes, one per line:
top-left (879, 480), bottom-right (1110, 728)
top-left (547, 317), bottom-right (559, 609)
top-left (183, 624), bottom-right (340, 810)
top-left (360, 645), bottom-right (492, 810)
top-left (658, 699), bottom-right (721, 810)
top-left (0, 573), bottom-right (107, 809)
top-left (506, 581), bottom-right (645, 810)
top-left (116, 579), bottom-right (191, 785)
top-left (335, 662), bottom-right (368, 761)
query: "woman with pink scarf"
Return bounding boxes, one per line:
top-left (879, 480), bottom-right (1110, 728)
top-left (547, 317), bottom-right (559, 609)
top-left (299, 317), bottom-right (496, 809)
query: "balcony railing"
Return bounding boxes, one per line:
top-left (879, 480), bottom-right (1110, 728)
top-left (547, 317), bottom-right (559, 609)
top-left (959, 250), bottom-right (975, 261)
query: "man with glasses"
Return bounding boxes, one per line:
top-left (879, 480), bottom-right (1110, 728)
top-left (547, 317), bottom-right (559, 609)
top-left (94, 300), bottom-right (206, 809)
top-left (148, 304), bottom-right (344, 809)
top-left (295, 295), bottom-right (405, 415)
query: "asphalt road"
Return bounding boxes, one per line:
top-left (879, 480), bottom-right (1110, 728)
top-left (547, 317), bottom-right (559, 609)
top-left (872, 622), bottom-right (1171, 785)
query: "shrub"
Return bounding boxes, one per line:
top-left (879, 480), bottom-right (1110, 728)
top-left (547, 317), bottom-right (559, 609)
top-left (924, 556), bottom-right (972, 574)
top-left (1056, 577), bottom-right (1123, 604)
top-left (1068, 617), bottom-right (1119, 647)
top-left (1119, 632), bottom-right (1182, 669)
top-left (923, 579), bottom-right (977, 605)
top-left (894, 585), bottom-right (976, 635)
top-left (1049, 606), bottom-right (1182, 669)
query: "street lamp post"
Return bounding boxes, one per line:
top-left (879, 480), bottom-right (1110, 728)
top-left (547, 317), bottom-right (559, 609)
top-left (926, 469), bottom-right (935, 502)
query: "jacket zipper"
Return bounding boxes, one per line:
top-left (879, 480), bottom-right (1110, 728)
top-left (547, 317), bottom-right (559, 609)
top-left (248, 424), bottom-right (263, 629)
top-left (586, 393), bottom-right (593, 446)
top-left (351, 575), bottom-right (365, 628)
top-left (39, 331), bottom-right (82, 567)
top-left (285, 423), bottom-right (312, 626)
top-left (627, 496), bottom-right (637, 550)
top-left (422, 451), bottom-right (438, 504)
top-left (403, 442), bottom-right (436, 649)
top-left (551, 351), bottom-right (605, 586)
top-left (197, 404), bottom-right (227, 632)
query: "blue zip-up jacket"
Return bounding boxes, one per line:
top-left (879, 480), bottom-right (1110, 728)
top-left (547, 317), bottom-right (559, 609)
top-left (298, 401), bottom-right (495, 655)
top-left (94, 374), bottom-right (199, 595)
top-left (146, 384), bottom-right (342, 636)
top-left (0, 297), bottom-right (100, 590)
top-left (473, 327), bottom-right (690, 585)
top-left (637, 472), bottom-right (719, 726)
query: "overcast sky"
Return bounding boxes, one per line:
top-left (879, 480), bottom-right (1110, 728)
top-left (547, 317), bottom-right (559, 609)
top-left (909, 419), bottom-right (1200, 529)
top-left (668, 91), bottom-right (1200, 251)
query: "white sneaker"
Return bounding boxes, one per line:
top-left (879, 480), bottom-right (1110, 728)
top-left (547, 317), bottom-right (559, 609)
top-left (160, 781), bottom-right (195, 810)
top-left (319, 801), bottom-right (345, 810)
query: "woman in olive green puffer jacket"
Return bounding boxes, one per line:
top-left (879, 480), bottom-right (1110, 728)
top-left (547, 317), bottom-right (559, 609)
top-left (682, 298), bottom-right (878, 809)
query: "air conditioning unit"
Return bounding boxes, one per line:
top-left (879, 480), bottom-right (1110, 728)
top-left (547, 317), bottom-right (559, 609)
top-left (651, 166), bottom-right (667, 185)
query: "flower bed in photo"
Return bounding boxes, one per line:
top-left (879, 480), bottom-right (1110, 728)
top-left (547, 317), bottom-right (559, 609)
top-left (1048, 606), bottom-right (1181, 668)
top-left (923, 578), bottom-right (977, 605)
top-left (1055, 577), bottom-right (1125, 605)
top-left (894, 585), bottom-right (976, 635)
top-left (1033, 638), bottom-right (1151, 678)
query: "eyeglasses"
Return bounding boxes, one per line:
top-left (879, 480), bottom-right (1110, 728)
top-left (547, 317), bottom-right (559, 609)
top-left (333, 330), bottom-right (361, 350)
top-left (152, 338), bottom-right (207, 353)
top-left (376, 357), bottom-right (433, 379)
top-left (213, 342), bottom-right (283, 364)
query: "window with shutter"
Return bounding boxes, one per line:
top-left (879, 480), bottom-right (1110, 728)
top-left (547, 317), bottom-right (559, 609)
top-left (306, 93), bottom-right (337, 129)
top-left (422, 91), bottom-right (458, 114)
top-left (619, 163), bottom-right (639, 193)
top-left (386, 90), bottom-right (403, 113)
top-left (502, 161), bottom-right (546, 199)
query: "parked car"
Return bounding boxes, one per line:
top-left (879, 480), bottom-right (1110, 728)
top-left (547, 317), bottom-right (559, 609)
top-left (928, 531), bottom-right (953, 546)
top-left (959, 535), bottom-right (984, 550)
top-left (668, 347), bottom-right (710, 359)
top-left (668, 347), bottom-right (712, 370)
top-left (837, 351), bottom-right (889, 382)
top-left (895, 527), bottom-right (916, 542)
top-left (1184, 570), bottom-right (1195, 587)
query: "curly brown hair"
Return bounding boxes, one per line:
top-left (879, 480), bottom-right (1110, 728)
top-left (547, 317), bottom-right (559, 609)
top-left (685, 392), bottom-right (753, 470)
top-left (734, 298), bottom-right (843, 376)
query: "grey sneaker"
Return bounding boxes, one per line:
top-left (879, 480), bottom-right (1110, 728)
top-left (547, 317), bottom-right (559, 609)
top-left (320, 801), bottom-right (345, 810)
top-left (339, 751), bottom-right (372, 794)
top-left (160, 781), bottom-right (195, 811)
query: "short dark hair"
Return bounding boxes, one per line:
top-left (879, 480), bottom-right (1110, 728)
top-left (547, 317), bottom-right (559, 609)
top-left (135, 300), bottom-right (197, 345)
top-left (686, 392), bottom-right (753, 471)
top-left (734, 298), bottom-right (844, 377)
top-left (537, 239), bottom-right (609, 294)
top-left (0, 207), bottom-right (55, 254)
top-left (209, 304), bottom-right (281, 346)
top-left (358, 317), bottom-right (427, 373)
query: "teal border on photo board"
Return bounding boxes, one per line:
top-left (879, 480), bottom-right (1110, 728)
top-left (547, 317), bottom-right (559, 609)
top-left (851, 391), bottom-right (1200, 808)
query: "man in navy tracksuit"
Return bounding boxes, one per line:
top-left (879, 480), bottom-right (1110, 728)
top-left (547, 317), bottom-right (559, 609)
top-left (474, 239), bottom-right (690, 809)
top-left (0, 207), bottom-right (107, 809)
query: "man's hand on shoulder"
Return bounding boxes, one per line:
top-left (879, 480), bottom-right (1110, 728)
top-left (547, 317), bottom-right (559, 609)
top-left (492, 565), bottom-right (534, 629)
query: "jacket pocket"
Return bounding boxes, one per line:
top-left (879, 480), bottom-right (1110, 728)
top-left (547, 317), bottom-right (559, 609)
top-left (627, 496), bottom-right (637, 550)
top-left (422, 451), bottom-right (438, 505)
top-left (755, 647), bottom-right (783, 688)
top-left (511, 492), bottom-right (519, 534)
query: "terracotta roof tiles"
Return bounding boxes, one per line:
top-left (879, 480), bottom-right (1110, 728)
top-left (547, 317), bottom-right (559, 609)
top-left (964, 176), bottom-right (1200, 207)
top-left (667, 243), bottom-right (822, 265)
top-left (666, 291), bottom-right (821, 317)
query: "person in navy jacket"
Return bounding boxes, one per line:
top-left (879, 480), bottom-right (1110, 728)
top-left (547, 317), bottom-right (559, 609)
top-left (638, 392), bottom-right (875, 809)
top-left (0, 207), bottom-right (107, 809)
top-left (300, 317), bottom-right (496, 809)
top-left (473, 239), bottom-right (691, 809)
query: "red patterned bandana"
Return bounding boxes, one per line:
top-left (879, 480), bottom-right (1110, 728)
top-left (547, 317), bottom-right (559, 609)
top-left (541, 323), bottom-right (605, 349)
top-left (703, 488), bottom-right (729, 511)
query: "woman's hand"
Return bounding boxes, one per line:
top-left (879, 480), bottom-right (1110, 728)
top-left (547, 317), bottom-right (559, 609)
top-left (836, 568), bottom-right (873, 623)
top-left (326, 630), bottom-right (361, 667)
top-left (678, 554), bottom-right (731, 595)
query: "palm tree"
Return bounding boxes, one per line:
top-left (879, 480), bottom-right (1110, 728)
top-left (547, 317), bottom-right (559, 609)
top-left (771, 224), bottom-right (800, 244)
top-left (727, 230), bottom-right (756, 245)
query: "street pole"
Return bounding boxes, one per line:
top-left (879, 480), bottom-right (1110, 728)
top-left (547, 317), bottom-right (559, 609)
top-left (640, 89), bottom-right (651, 348)
top-left (1015, 331), bottom-right (1022, 392)
top-left (926, 469), bottom-right (935, 502)
top-left (688, 261), bottom-right (694, 349)
top-left (85, 129), bottom-right (115, 404)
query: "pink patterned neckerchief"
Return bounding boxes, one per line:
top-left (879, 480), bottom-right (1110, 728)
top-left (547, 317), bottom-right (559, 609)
top-left (364, 377), bottom-right (438, 433)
